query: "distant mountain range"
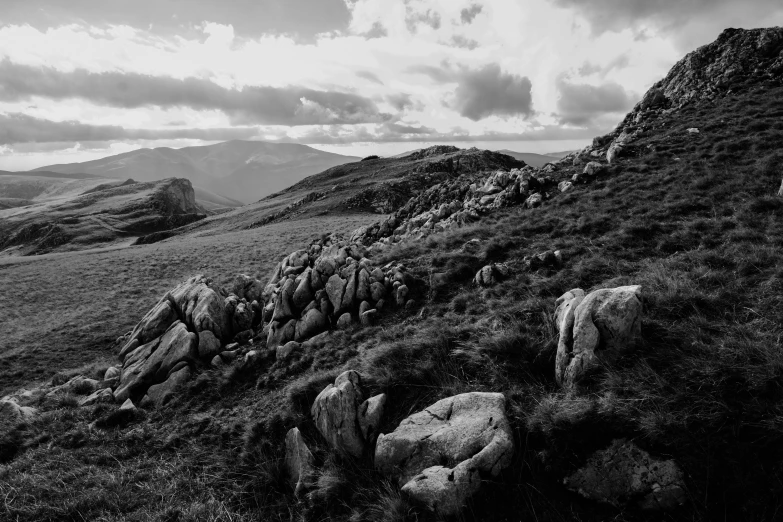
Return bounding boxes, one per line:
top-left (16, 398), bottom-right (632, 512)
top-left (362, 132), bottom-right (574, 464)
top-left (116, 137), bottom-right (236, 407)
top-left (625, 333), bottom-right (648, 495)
top-left (34, 141), bottom-right (361, 204)
top-left (494, 149), bottom-right (560, 167)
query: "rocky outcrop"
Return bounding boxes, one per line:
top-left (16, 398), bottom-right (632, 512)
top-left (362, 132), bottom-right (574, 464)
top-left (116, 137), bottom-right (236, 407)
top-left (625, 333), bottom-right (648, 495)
top-left (311, 370), bottom-right (385, 458)
top-left (375, 392), bottom-right (513, 516)
top-left (555, 286), bottom-right (643, 387)
top-left (565, 439), bottom-right (686, 510)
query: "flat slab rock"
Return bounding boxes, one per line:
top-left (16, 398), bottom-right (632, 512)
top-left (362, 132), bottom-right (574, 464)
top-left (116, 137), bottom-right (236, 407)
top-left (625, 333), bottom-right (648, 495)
top-left (375, 392), bottom-right (513, 516)
top-left (564, 439), bottom-right (686, 510)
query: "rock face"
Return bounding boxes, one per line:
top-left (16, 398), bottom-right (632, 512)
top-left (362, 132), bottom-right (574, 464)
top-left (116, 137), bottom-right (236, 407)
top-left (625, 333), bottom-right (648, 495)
top-left (311, 370), bottom-right (385, 458)
top-left (564, 439), bottom-right (686, 510)
top-left (555, 286), bottom-right (643, 387)
top-left (375, 392), bottom-right (513, 516)
top-left (285, 427), bottom-right (315, 497)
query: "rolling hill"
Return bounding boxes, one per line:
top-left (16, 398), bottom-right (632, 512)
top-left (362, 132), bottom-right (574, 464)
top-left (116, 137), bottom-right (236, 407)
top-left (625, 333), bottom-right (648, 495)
top-left (35, 140), bottom-right (360, 204)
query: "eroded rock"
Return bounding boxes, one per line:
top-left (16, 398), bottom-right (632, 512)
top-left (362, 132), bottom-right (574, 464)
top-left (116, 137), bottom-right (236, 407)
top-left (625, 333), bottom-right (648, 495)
top-left (311, 370), bottom-right (366, 458)
top-left (285, 427), bottom-right (315, 497)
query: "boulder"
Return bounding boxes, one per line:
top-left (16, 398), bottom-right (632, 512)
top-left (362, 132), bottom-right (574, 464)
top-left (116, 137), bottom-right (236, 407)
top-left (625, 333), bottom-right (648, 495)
top-left (103, 366), bottom-right (121, 389)
top-left (232, 274), bottom-right (264, 303)
top-left (607, 143), bottom-right (624, 164)
top-left (197, 330), bottom-right (222, 360)
top-left (555, 286), bottom-right (642, 387)
top-left (358, 393), bottom-right (386, 442)
top-left (370, 281), bottom-right (386, 302)
top-left (525, 193), bottom-right (543, 208)
top-left (311, 370), bottom-right (366, 458)
top-left (336, 313), bottom-right (353, 330)
top-left (583, 162), bottom-right (605, 176)
top-left (295, 309), bottom-right (328, 341)
top-left (293, 274), bottom-right (314, 310)
top-left (558, 181), bottom-right (573, 192)
top-left (360, 309), bottom-right (377, 327)
top-left (277, 341), bottom-right (303, 361)
top-left (564, 439), bottom-right (686, 510)
top-left (285, 427), bottom-right (316, 497)
top-left (356, 269), bottom-right (372, 302)
top-left (114, 321), bottom-right (198, 403)
top-left (232, 300), bottom-right (254, 333)
top-left (325, 274), bottom-right (348, 313)
top-left (142, 365), bottom-right (192, 408)
top-left (529, 250), bottom-right (561, 271)
top-left (375, 392), bottom-right (513, 516)
top-left (395, 285), bottom-right (409, 306)
top-left (0, 399), bottom-right (37, 436)
top-left (474, 263), bottom-right (509, 286)
top-left (46, 375), bottom-right (100, 397)
top-left (267, 319), bottom-right (297, 350)
top-left (272, 279), bottom-right (297, 322)
top-left (119, 398), bottom-right (136, 412)
top-left (778, 177), bottom-right (783, 197)
top-left (78, 388), bottom-right (115, 407)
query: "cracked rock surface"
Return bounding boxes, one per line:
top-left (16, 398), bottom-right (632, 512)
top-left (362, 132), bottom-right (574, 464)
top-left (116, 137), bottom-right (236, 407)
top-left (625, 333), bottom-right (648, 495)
top-left (565, 439), bottom-right (686, 510)
top-left (375, 392), bottom-right (513, 515)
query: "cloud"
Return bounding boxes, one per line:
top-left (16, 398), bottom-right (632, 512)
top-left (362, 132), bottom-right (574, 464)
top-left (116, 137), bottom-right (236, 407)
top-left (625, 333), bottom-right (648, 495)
top-left (356, 71), bottom-right (384, 85)
top-left (284, 122), bottom-right (598, 144)
top-left (405, 6), bottom-right (442, 32)
top-left (556, 78), bottom-right (636, 125)
top-left (359, 21), bottom-right (389, 39)
top-left (460, 4), bottom-right (483, 24)
top-left (385, 93), bottom-right (423, 111)
top-left (550, 0), bottom-right (783, 49)
top-left (0, 0), bottom-right (351, 40)
top-left (577, 53), bottom-right (630, 77)
top-left (451, 35), bottom-right (479, 50)
top-left (0, 113), bottom-right (260, 144)
top-left (0, 60), bottom-right (390, 126)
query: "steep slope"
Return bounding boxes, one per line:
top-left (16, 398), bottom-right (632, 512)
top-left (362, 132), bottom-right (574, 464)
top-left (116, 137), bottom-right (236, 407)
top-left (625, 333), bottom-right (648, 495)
top-left (35, 140), bottom-right (360, 203)
top-left (0, 177), bottom-right (205, 256)
top-left (2, 26), bottom-right (783, 522)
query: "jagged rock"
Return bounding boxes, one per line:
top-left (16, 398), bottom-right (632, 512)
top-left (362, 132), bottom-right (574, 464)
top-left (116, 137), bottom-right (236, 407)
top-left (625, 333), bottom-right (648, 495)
top-left (778, 177), bottom-right (783, 197)
top-left (358, 393), bottom-right (386, 442)
top-left (336, 313), bottom-right (353, 329)
top-left (325, 274), bottom-right (348, 313)
top-left (119, 299), bottom-right (177, 360)
top-left (272, 279), bottom-right (297, 322)
top-left (375, 392), bottom-right (513, 516)
top-left (79, 388), bottom-right (115, 407)
top-left (168, 275), bottom-right (229, 341)
top-left (555, 286), bottom-right (642, 387)
top-left (564, 439), bottom-right (686, 510)
top-left (294, 308), bottom-right (328, 341)
top-left (311, 370), bottom-right (366, 458)
top-left (607, 143), bottom-right (624, 164)
top-left (197, 330), bottom-right (222, 359)
top-left (277, 341), bottom-right (302, 361)
top-left (285, 427), bottom-right (316, 497)
top-left (115, 321), bottom-right (198, 402)
top-left (103, 366), bottom-right (121, 389)
top-left (119, 398), bottom-right (136, 412)
top-left (142, 365), bottom-right (191, 408)
top-left (46, 375), bottom-right (100, 397)
top-left (293, 273), bottom-right (314, 310)
top-left (558, 181), bottom-right (573, 192)
top-left (474, 263), bottom-right (509, 286)
top-left (267, 319), bottom-right (297, 350)
top-left (232, 274), bottom-right (264, 303)
top-left (462, 238), bottom-right (482, 253)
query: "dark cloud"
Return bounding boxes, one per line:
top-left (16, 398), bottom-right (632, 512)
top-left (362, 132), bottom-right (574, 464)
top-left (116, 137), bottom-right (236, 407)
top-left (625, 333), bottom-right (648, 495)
top-left (451, 35), bottom-right (479, 50)
top-left (385, 93), bottom-right (423, 112)
top-left (0, 60), bottom-right (390, 126)
top-left (407, 62), bottom-right (533, 120)
top-left (0, 113), bottom-right (259, 144)
top-left (556, 78), bottom-right (636, 125)
top-left (551, 0), bottom-right (783, 48)
top-left (360, 22), bottom-right (388, 39)
top-left (460, 4), bottom-right (483, 24)
top-left (356, 71), bottom-right (384, 85)
top-left (0, 0), bottom-right (350, 40)
top-left (405, 7), bottom-right (442, 32)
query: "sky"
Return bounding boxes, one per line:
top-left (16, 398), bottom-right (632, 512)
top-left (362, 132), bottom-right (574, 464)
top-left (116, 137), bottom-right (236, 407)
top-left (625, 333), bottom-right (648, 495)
top-left (0, 0), bottom-right (781, 170)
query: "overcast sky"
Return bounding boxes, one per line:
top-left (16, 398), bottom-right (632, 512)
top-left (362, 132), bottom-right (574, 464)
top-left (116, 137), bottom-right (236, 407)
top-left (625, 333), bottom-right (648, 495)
top-left (0, 0), bottom-right (781, 169)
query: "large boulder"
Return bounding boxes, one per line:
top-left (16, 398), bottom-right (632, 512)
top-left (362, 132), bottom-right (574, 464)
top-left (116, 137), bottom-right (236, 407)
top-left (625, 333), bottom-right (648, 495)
top-left (168, 275), bottom-right (229, 341)
top-left (267, 319), bottom-right (297, 350)
top-left (285, 427), bottom-right (316, 497)
top-left (295, 308), bottom-right (328, 341)
top-left (555, 286), bottom-right (642, 387)
top-left (141, 365), bottom-right (192, 408)
top-left (375, 392), bottom-right (513, 516)
top-left (119, 299), bottom-right (177, 360)
top-left (114, 321), bottom-right (198, 403)
top-left (325, 275), bottom-right (348, 313)
top-left (564, 439), bottom-right (686, 510)
top-left (78, 387), bottom-right (115, 407)
top-left (311, 370), bottom-right (366, 458)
